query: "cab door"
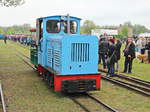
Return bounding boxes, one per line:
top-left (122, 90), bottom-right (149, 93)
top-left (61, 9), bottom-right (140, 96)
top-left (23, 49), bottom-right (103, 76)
top-left (36, 19), bottom-right (44, 65)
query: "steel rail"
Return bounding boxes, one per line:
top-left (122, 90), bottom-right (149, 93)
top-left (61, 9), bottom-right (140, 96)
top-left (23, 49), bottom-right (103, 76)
top-left (99, 69), bottom-right (150, 88)
top-left (113, 79), bottom-right (150, 93)
top-left (16, 50), bottom-right (30, 60)
top-left (16, 54), bottom-right (36, 70)
top-left (86, 94), bottom-right (119, 112)
top-left (101, 76), bottom-right (150, 97)
top-left (9, 44), bottom-right (30, 60)
top-left (129, 76), bottom-right (150, 84)
top-left (115, 74), bottom-right (150, 88)
top-left (10, 41), bottom-right (30, 50)
top-left (17, 52), bottom-right (119, 112)
top-left (0, 82), bottom-right (6, 112)
top-left (70, 94), bottom-right (119, 112)
top-left (15, 44), bottom-right (119, 111)
top-left (17, 52), bottom-right (92, 112)
top-left (70, 97), bottom-right (91, 112)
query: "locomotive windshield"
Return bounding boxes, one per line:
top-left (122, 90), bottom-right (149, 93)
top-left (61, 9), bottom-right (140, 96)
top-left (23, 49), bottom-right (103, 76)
top-left (64, 21), bottom-right (77, 34)
top-left (46, 20), bottom-right (61, 33)
top-left (46, 20), bottom-right (77, 34)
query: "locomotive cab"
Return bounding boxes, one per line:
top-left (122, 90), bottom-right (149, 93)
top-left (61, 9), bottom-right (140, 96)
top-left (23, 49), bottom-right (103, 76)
top-left (31, 15), bottom-right (101, 93)
top-left (36, 15), bottom-right (80, 44)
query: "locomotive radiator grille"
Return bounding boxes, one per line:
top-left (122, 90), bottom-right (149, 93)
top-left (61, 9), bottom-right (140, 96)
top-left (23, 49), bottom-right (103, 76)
top-left (48, 49), bottom-right (61, 67)
top-left (71, 43), bottom-right (89, 62)
top-left (54, 50), bottom-right (61, 67)
top-left (48, 49), bottom-right (52, 64)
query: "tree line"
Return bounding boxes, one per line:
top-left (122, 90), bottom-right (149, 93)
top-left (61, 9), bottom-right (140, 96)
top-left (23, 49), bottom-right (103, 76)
top-left (81, 20), bottom-right (148, 38)
top-left (0, 24), bottom-right (31, 34)
top-left (0, 20), bottom-right (148, 38)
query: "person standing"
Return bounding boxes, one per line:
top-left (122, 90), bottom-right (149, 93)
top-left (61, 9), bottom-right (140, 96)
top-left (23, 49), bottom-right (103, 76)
top-left (146, 38), bottom-right (150, 64)
top-left (106, 39), bottom-right (117, 77)
top-left (99, 37), bottom-right (109, 69)
top-left (98, 37), bottom-right (103, 64)
top-left (115, 38), bottom-right (122, 72)
top-left (141, 37), bottom-right (146, 63)
top-left (123, 37), bottom-right (136, 74)
top-left (4, 35), bottom-right (7, 44)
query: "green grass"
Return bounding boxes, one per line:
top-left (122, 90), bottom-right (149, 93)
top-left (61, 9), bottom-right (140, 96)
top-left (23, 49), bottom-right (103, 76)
top-left (0, 40), bottom-right (83, 112)
top-left (1, 40), bottom-right (149, 112)
top-left (118, 44), bottom-right (150, 81)
top-left (99, 44), bottom-right (150, 81)
top-left (90, 80), bottom-right (150, 112)
top-left (97, 44), bottom-right (150, 112)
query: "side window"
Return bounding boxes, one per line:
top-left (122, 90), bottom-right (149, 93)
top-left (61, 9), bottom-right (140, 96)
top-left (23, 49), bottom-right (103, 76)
top-left (64, 21), bottom-right (77, 34)
top-left (70, 21), bottom-right (77, 34)
top-left (46, 20), bottom-right (60, 33)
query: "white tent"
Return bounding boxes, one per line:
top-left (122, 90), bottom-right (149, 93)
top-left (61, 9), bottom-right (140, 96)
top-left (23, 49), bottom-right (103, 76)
top-left (91, 29), bottom-right (118, 39)
top-left (138, 33), bottom-right (150, 37)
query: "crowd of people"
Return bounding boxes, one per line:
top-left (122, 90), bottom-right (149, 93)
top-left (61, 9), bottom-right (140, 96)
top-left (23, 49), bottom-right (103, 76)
top-left (98, 36), bottom-right (150, 77)
top-left (3, 34), bottom-right (36, 46)
top-left (8, 34), bottom-right (33, 46)
top-left (135, 37), bottom-right (150, 63)
top-left (2, 33), bottom-right (150, 77)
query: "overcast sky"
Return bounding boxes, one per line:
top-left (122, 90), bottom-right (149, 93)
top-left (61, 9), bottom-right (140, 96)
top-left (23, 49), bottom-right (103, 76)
top-left (0, 0), bottom-right (150, 29)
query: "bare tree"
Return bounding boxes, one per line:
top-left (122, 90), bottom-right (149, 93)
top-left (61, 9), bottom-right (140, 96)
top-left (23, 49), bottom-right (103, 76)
top-left (0, 0), bottom-right (25, 7)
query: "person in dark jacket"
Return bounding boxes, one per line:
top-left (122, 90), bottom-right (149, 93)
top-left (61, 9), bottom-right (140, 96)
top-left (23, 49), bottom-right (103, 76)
top-left (146, 38), bottom-right (150, 64)
top-left (4, 35), bottom-right (7, 44)
top-left (123, 37), bottom-right (135, 73)
top-left (115, 38), bottom-right (122, 72)
top-left (98, 38), bottom-right (103, 64)
top-left (106, 39), bottom-right (117, 77)
top-left (99, 37), bottom-right (109, 69)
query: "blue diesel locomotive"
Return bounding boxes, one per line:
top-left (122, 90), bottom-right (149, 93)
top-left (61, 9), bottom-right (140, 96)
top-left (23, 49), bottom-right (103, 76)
top-left (31, 15), bottom-right (101, 93)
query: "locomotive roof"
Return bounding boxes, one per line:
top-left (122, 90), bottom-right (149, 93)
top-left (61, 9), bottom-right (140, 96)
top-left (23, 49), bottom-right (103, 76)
top-left (38, 15), bottom-right (81, 20)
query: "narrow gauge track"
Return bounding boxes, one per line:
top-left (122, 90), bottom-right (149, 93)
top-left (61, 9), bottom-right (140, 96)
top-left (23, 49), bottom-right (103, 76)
top-left (99, 69), bottom-right (150, 86)
top-left (70, 93), bottom-right (119, 112)
top-left (17, 52), bottom-right (119, 112)
top-left (0, 82), bottom-right (6, 112)
top-left (10, 41), bottom-right (30, 50)
top-left (99, 69), bottom-right (150, 97)
top-left (14, 43), bottom-right (150, 85)
top-left (16, 49), bottom-right (30, 60)
top-left (9, 44), bottom-right (30, 60)
top-left (17, 50), bottom-right (150, 97)
top-left (16, 54), bottom-right (36, 70)
top-left (11, 42), bottom-right (150, 85)
top-left (17, 48), bottom-right (150, 90)
top-left (19, 45), bottom-right (30, 50)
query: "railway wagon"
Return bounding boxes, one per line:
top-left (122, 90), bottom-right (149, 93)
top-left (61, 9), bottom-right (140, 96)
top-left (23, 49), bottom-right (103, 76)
top-left (0, 34), bottom-right (4, 39)
top-left (30, 15), bottom-right (101, 93)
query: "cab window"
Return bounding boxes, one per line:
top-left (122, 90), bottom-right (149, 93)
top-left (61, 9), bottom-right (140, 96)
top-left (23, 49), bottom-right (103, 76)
top-left (46, 20), bottom-right (60, 33)
top-left (64, 21), bottom-right (77, 34)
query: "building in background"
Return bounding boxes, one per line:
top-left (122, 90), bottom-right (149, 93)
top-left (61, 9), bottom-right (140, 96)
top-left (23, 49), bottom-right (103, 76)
top-left (138, 33), bottom-right (150, 38)
top-left (91, 29), bottom-right (118, 39)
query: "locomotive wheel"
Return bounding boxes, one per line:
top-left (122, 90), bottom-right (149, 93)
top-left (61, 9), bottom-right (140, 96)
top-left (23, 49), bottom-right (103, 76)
top-left (37, 71), bottom-right (42, 76)
top-left (47, 75), bottom-right (54, 88)
top-left (42, 70), bottom-right (47, 81)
